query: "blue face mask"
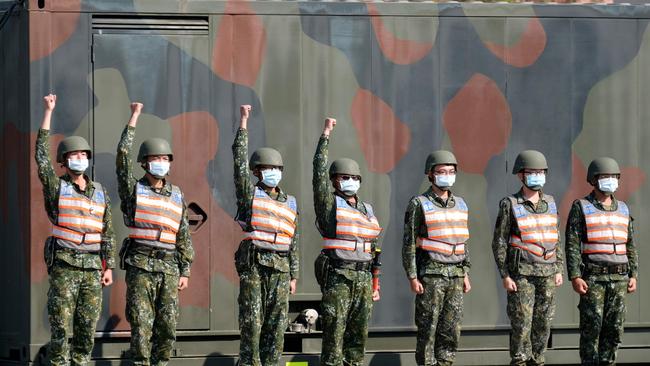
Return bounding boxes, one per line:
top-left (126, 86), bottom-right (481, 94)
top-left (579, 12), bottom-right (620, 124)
top-left (525, 173), bottom-right (545, 191)
top-left (598, 177), bottom-right (618, 194)
top-left (148, 161), bottom-right (170, 178)
top-left (261, 168), bottom-right (282, 188)
top-left (339, 179), bottom-right (360, 196)
top-left (67, 158), bottom-right (89, 174)
top-left (434, 174), bottom-right (456, 189)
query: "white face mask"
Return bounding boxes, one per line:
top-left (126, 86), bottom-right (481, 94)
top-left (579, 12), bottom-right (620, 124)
top-left (261, 168), bottom-right (282, 188)
top-left (339, 179), bottom-right (360, 196)
top-left (434, 174), bottom-right (456, 189)
top-left (598, 177), bottom-right (619, 194)
top-left (67, 158), bottom-right (89, 174)
top-left (524, 173), bottom-right (546, 191)
top-left (148, 161), bottom-right (170, 178)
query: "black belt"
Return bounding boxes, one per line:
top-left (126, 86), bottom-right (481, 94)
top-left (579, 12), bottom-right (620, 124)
top-left (255, 247), bottom-right (290, 257)
top-left (56, 245), bottom-right (100, 255)
top-left (133, 245), bottom-right (176, 260)
top-left (329, 259), bottom-right (371, 271)
top-left (585, 263), bottom-right (628, 275)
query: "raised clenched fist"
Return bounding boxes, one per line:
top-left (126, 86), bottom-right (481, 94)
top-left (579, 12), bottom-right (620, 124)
top-left (43, 94), bottom-right (57, 111)
top-left (323, 118), bottom-right (336, 136)
top-left (240, 105), bottom-right (252, 120)
top-left (130, 102), bottom-right (143, 115)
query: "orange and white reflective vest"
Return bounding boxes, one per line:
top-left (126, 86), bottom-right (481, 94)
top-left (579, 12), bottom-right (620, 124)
top-left (416, 195), bottom-right (469, 264)
top-left (508, 195), bottom-right (559, 264)
top-left (52, 180), bottom-right (106, 252)
top-left (579, 199), bottom-right (629, 264)
top-left (323, 195), bottom-right (382, 263)
top-left (128, 182), bottom-right (183, 250)
top-left (242, 187), bottom-right (297, 252)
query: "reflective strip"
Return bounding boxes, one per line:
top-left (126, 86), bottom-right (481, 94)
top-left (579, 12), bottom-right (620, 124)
top-left (417, 238), bottom-right (465, 255)
top-left (57, 214), bottom-right (104, 231)
top-left (252, 199), bottom-right (297, 223)
top-left (336, 208), bottom-right (375, 223)
top-left (52, 225), bottom-right (101, 244)
top-left (510, 236), bottom-right (556, 259)
top-left (128, 227), bottom-right (177, 244)
top-left (58, 198), bottom-right (105, 215)
top-left (135, 210), bottom-right (181, 231)
top-left (586, 229), bottom-right (628, 242)
top-left (426, 226), bottom-right (470, 240)
top-left (520, 230), bottom-right (559, 244)
top-left (517, 215), bottom-right (558, 229)
top-left (585, 213), bottom-right (629, 228)
top-left (336, 223), bottom-right (382, 239)
top-left (582, 243), bottom-right (627, 255)
top-left (323, 238), bottom-right (371, 252)
top-left (136, 195), bottom-right (183, 215)
top-left (244, 230), bottom-right (292, 245)
top-left (250, 215), bottom-right (295, 237)
top-left (424, 211), bottom-right (468, 224)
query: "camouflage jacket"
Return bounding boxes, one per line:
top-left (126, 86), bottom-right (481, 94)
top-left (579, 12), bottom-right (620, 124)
top-left (402, 187), bottom-right (470, 279)
top-left (116, 126), bottom-right (193, 277)
top-left (232, 128), bottom-right (300, 279)
top-left (565, 192), bottom-right (638, 281)
top-left (492, 189), bottom-right (564, 278)
top-left (312, 135), bottom-right (380, 278)
top-left (36, 128), bottom-right (116, 270)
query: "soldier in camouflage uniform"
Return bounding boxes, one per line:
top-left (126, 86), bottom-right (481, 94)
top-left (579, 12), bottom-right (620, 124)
top-left (565, 157), bottom-right (638, 366)
top-left (116, 102), bottom-right (194, 366)
top-left (233, 105), bottom-right (299, 366)
top-left (402, 150), bottom-right (472, 366)
top-left (491, 150), bottom-right (564, 366)
top-left (36, 94), bottom-right (116, 366)
top-left (313, 118), bottom-right (382, 366)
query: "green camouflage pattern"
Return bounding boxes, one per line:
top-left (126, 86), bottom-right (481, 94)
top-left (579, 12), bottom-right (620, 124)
top-left (578, 279), bottom-right (628, 365)
top-left (125, 265), bottom-right (180, 366)
top-left (565, 192), bottom-right (638, 281)
top-left (507, 275), bottom-right (557, 366)
top-left (237, 260), bottom-right (291, 366)
top-left (47, 262), bottom-right (102, 366)
top-left (402, 187), bottom-right (470, 279)
top-left (491, 190), bottom-right (564, 279)
top-left (320, 269), bottom-right (374, 366)
top-left (36, 128), bottom-right (116, 269)
top-left (415, 275), bottom-right (464, 366)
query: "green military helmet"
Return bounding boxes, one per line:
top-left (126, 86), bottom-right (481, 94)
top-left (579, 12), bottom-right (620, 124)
top-left (249, 147), bottom-right (283, 170)
top-left (424, 150), bottom-right (457, 174)
top-left (137, 138), bottom-right (174, 162)
top-left (512, 150), bottom-right (548, 174)
top-left (329, 158), bottom-right (362, 177)
top-left (56, 136), bottom-right (92, 163)
top-left (587, 157), bottom-right (620, 182)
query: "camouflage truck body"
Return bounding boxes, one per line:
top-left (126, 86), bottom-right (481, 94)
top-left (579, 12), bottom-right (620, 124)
top-left (1, 0), bottom-right (650, 364)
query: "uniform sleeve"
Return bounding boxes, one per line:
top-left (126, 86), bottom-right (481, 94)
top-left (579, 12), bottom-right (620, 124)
top-left (554, 209), bottom-right (565, 275)
top-left (402, 197), bottom-right (421, 279)
top-left (232, 128), bottom-right (254, 213)
top-left (491, 198), bottom-right (512, 279)
top-left (35, 128), bottom-right (60, 220)
top-left (627, 216), bottom-right (638, 279)
top-left (101, 187), bottom-right (117, 269)
top-left (312, 135), bottom-right (335, 233)
top-left (116, 125), bottom-right (137, 204)
top-left (176, 198), bottom-right (194, 277)
top-left (565, 201), bottom-right (584, 280)
top-left (289, 211), bottom-right (300, 279)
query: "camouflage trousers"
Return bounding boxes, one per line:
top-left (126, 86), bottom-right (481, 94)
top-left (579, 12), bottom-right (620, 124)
top-left (507, 275), bottom-right (556, 366)
top-left (578, 279), bottom-right (627, 366)
top-left (320, 269), bottom-right (373, 366)
top-left (47, 261), bottom-right (102, 366)
top-left (237, 263), bottom-right (290, 366)
top-left (415, 275), bottom-right (464, 366)
top-left (125, 265), bottom-right (180, 366)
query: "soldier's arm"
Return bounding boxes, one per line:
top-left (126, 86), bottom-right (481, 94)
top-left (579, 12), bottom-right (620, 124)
top-left (289, 212), bottom-right (300, 280)
top-left (565, 201), bottom-right (584, 280)
top-left (116, 105), bottom-right (142, 203)
top-left (313, 118), bottom-right (336, 230)
top-left (491, 198), bottom-right (512, 279)
top-left (554, 209), bottom-right (565, 275)
top-left (626, 216), bottom-right (638, 279)
top-left (232, 105), bottom-right (254, 211)
top-left (36, 95), bottom-right (61, 219)
top-left (101, 188), bottom-right (117, 269)
top-left (176, 199), bottom-right (194, 278)
top-left (402, 197), bottom-right (421, 279)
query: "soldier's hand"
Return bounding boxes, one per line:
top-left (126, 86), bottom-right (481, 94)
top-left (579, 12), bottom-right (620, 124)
top-left (409, 278), bottom-right (424, 294)
top-left (43, 94), bottom-right (57, 111)
top-left (178, 276), bottom-right (189, 291)
top-left (130, 102), bottom-right (143, 115)
top-left (627, 277), bottom-right (637, 293)
top-left (323, 118), bottom-right (336, 136)
top-left (463, 274), bottom-right (471, 293)
top-left (554, 273), bottom-right (563, 287)
top-left (571, 278), bottom-right (588, 295)
top-left (372, 289), bottom-right (380, 302)
top-left (239, 105), bottom-right (252, 129)
top-left (503, 276), bottom-right (518, 293)
top-left (101, 269), bottom-right (113, 287)
top-left (289, 278), bottom-right (297, 295)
